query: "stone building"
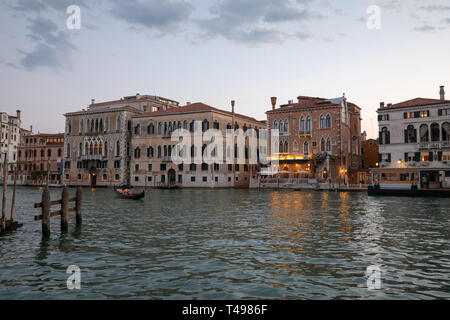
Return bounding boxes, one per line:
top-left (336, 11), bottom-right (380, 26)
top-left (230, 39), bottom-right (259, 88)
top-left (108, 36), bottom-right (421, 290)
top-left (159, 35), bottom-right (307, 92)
top-left (376, 86), bottom-right (450, 186)
top-left (130, 102), bottom-right (266, 188)
top-left (63, 94), bottom-right (179, 187)
top-left (16, 132), bottom-right (64, 185)
top-left (265, 95), bottom-right (362, 185)
top-left (0, 110), bottom-right (21, 181)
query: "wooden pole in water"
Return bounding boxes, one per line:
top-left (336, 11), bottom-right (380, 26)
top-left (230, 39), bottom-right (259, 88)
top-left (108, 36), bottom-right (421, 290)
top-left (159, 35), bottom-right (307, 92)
top-left (75, 186), bottom-right (82, 225)
top-left (42, 187), bottom-right (51, 237)
top-left (61, 186), bottom-right (69, 232)
top-left (10, 163), bottom-right (18, 221)
top-left (1, 153), bottom-right (8, 233)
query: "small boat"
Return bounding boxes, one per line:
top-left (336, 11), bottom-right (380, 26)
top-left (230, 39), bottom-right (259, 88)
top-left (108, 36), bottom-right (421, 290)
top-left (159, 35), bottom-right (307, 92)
top-left (115, 188), bottom-right (145, 200)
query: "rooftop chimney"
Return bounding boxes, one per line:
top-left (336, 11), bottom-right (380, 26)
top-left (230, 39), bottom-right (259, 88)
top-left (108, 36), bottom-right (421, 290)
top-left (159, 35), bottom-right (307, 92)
top-left (387, 103), bottom-right (392, 107)
top-left (440, 86), bottom-right (445, 100)
top-left (16, 109), bottom-right (21, 120)
top-left (91, 99), bottom-right (95, 105)
top-left (30, 125), bottom-right (33, 133)
top-left (136, 93), bottom-right (141, 100)
top-left (231, 100), bottom-right (235, 114)
top-left (270, 97), bottom-right (277, 110)
top-left (288, 100), bottom-right (293, 104)
top-left (380, 102), bottom-right (385, 108)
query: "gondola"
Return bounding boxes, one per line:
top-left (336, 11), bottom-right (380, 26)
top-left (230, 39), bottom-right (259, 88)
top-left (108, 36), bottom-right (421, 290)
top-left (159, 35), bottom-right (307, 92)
top-left (115, 188), bottom-right (145, 200)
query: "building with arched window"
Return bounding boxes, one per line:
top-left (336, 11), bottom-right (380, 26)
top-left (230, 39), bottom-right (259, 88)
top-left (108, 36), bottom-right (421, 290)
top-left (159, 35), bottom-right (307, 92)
top-left (130, 102), bottom-right (265, 188)
top-left (17, 132), bottom-right (64, 185)
top-left (265, 94), bottom-right (362, 184)
top-left (63, 94), bottom-right (180, 187)
top-left (375, 85), bottom-right (450, 189)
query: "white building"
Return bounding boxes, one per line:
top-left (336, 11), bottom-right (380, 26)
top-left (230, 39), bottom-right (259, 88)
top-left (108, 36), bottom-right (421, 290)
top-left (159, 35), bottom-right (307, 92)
top-left (376, 86), bottom-right (450, 188)
top-left (0, 110), bottom-right (21, 179)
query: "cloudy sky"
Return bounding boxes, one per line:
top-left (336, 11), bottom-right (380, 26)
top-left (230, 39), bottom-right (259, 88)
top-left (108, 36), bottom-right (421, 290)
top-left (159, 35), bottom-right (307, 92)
top-left (1, 0), bottom-right (449, 138)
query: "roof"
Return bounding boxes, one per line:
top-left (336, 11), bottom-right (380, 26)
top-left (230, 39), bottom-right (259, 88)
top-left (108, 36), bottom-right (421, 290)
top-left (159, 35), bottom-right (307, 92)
top-left (137, 102), bottom-right (263, 123)
top-left (64, 105), bottom-right (143, 116)
top-left (379, 98), bottom-right (450, 111)
top-left (267, 95), bottom-right (356, 114)
top-left (91, 95), bottom-right (179, 107)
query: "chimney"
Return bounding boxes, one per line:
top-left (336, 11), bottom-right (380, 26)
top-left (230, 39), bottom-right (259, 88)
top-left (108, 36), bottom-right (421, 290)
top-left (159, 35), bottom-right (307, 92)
top-left (270, 97), bottom-right (277, 110)
top-left (30, 125), bottom-right (33, 133)
top-left (186, 102), bottom-right (191, 105)
top-left (136, 93), bottom-right (141, 100)
top-left (16, 109), bottom-right (21, 120)
top-left (91, 99), bottom-right (95, 105)
top-left (231, 100), bottom-right (235, 114)
top-left (440, 86), bottom-right (445, 100)
top-left (380, 102), bottom-right (385, 108)
top-left (288, 100), bottom-right (293, 104)
top-left (387, 103), bottom-right (392, 107)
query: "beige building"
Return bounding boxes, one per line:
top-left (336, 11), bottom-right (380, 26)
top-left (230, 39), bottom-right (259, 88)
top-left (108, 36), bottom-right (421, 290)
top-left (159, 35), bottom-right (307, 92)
top-left (130, 102), bottom-right (266, 188)
top-left (63, 94), bottom-right (180, 187)
top-left (0, 110), bottom-right (21, 180)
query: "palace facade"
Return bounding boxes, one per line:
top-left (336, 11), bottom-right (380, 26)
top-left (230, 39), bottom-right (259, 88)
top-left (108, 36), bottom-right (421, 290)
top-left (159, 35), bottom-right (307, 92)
top-left (16, 132), bottom-right (64, 185)
top-left (63, 94), bottom-right (180, 187)
top-left (0, 110), bottom-right (21, 181)
top-left (264, 95), bottom-right (363, 185)
top-left (130, 102), bottom-right (266, 188)
top-left (375, 86), bottom-right (450, 188)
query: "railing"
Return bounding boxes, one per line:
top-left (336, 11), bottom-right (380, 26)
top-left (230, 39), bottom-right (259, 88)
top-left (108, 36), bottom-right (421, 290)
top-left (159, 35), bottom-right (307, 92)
top-left (80, 154), bottom-right (104, 160)
top-left (298, 130), bottom-right (312, 136)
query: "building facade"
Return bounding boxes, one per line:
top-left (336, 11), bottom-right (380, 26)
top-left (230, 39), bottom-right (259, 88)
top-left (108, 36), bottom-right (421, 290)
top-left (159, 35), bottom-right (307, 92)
top-left (130, 102), bottom-right (266, 188)
top-left (0, 110), bottom-right (21, 180)
top-left (63, 94), bottom-right (179, 187)
top-left (376, 86), bottom-right (450, 187)
top-left (264, 95), bottom-right (362, 185)
top-left (16, 132), bottom-right (64, 185)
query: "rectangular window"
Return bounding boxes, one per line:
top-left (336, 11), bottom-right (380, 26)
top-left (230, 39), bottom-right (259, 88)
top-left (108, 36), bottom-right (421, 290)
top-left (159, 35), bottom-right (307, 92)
top-left (160, 164), bottom-right (166, 171)
top-left (161, 175), bottom-right (166, 183)
top-left (148, 164), bottom-right (152, 171)
top-left (135, 164), bottom-right (139, 172)
top-left (191, 176), bottom-right (195, 182)
top-left (135, 176), bottom-right (139, 182)
top-left (202, 176), bottom-right (207, 182)
top-left (148, 176), bottom-right (152, 182)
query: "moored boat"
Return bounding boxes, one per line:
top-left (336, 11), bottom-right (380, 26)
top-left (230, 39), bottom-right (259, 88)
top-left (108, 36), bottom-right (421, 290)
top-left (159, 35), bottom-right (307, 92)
top-left (115, 188), bottom-right (145, 200)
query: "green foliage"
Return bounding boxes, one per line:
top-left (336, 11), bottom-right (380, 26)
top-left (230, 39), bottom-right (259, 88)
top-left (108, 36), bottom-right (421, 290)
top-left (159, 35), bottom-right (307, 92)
top-left (31, 170), bottom-right (47, 180)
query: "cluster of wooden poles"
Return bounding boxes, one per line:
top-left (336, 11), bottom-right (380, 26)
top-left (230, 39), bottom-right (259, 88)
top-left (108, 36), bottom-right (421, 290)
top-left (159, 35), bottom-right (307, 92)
top-left (0, 161), bottom-right (20, 235)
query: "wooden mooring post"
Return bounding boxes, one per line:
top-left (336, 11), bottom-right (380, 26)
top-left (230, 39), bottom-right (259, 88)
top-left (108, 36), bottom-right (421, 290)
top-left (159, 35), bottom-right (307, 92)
top-left (34, 186), bottom-right (82, 237)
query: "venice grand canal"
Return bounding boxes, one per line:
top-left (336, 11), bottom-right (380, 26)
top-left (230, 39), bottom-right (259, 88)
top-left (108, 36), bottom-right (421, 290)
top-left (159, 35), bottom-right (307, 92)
top-left (0, 187), bottom-right (449, 299)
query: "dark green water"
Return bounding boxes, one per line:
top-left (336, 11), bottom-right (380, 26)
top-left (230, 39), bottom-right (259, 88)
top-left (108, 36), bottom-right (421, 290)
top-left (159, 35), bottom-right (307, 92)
top-left (0, 187), bottom-right (449, 299)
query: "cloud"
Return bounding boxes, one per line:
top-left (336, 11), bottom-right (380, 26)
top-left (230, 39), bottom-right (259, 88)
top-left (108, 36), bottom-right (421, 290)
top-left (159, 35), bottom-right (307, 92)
top-left (197, 0), bottom-right (317, 44)
top-left (419, 5), bottom-right (450, 12)
top-left (18, 16), bottom-right (77, 70)
top-left (9, 0), bottom-right (87, 12)
top-left (109, 0), bottom-right (193, 34)
top-left (414, 25), bottom-right (435, 33)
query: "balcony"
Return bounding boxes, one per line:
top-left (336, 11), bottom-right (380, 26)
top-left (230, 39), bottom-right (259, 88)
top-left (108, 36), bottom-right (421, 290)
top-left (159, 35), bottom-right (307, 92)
top-left (418, 141), bottom-right (450, 149)
top-left (298, 130), bottom-right (312, 136)
top-left (279, 132), bottom-right (290, 137)
top-left (161, 132), bottom-right (172, 139)
top-left (80, 154), bottom-right (104, 160)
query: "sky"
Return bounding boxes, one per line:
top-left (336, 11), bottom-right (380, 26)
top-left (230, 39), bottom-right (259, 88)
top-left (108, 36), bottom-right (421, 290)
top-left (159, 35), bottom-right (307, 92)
top-left (1, 0), bottom-right (449, 139)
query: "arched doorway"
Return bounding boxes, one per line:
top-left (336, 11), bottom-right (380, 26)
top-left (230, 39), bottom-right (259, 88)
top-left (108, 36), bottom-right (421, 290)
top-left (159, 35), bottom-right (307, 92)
top-left (168, 169), bottom-right (176, 186)
top-left (89, 166), bottom-right (97, 187)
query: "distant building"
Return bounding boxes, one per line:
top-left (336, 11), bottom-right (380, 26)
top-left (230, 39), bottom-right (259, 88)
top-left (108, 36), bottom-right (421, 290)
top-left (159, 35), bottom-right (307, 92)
top-left (130, 102), bottom-right (266, 188)
top-left (375, 85), bottom-right (450, 188)
top-left (0, 110), bottom-right (21, 180)
top-left (63, 94), bottom-right (180, 187)
top-left (264, 95), bottom-right (363, 185)
top-left (17, 132), bottom-right (64, 185)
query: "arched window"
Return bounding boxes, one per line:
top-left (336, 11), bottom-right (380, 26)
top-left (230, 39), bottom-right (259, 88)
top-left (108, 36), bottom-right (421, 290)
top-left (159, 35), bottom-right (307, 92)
top-left (320, 114), bottom-right (325, 128)
top-left (320, 138), bottom-right (325, 151)
top-left (164, 145), bottom-right (168, 157)
top-left (116, 116), bottom-right (121, 131)
top-left (326, 138), bottom-right (331, 152)
top-left (381, 127), bottom-right (390, 144)
top-left (147, 146), bottom-right (154, 158)
top-left (134, 124), bottom-right (140, 135)
top-left (442, 122), bottom-right (450, 141)
top-left (420, 124), bottom-right (429, 142)
top-left (148, 123), bottom-right (154, 134)
top-left (406, 125), bottom-right (417, 143)
top-left (164, 122), bottom-right (168, 134)
top-left (168, 122), bottom-right (173, 134)
top-left (273, 121), bottom-right (279, 130)
top-left (48, 149), bottom-right (51, 157)
top-left (279, 142), bottom-right (284, 153)
top-left (58, 149), bottom-right (62, 157)
top-left (306, 116), bottom-right (312, 133)
top-left (178, 121), bottom-right (181, 129)
top-left (158, 122), bottom-right (162, 134)
top-left (293, 141), bottom-right (298, 152)
top-left (431, 123), bottom-right (440, 142)
top-left (183, 120), bottom-right (188, 130)
top-left (326, 114), bottom-right (332, 128)
top-left (41, 149), bottom-right (44, 157)
top-left (227, 123), bottom-right (232, 130)
top-left (300, 116), bottom-right (305, 133)
top-left (303, 142), bottom-right (309, 156)
top-left (116, 141), bottom-right (120, 156)
top-left (284, 141), bottom-right (288, 153)
top-left (284, 120), bottom-right (288, 133)
top-left (104, 142), bottom-right (108, 157)
top-left (157, 146), bottom-right (162, 158)
top-left (134, 147), bottom-right (141, 159)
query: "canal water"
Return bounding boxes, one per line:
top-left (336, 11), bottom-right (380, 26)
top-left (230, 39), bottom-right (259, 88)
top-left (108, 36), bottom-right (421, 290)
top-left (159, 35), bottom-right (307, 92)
top-left (0, 187), bottom-right (449, 299)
